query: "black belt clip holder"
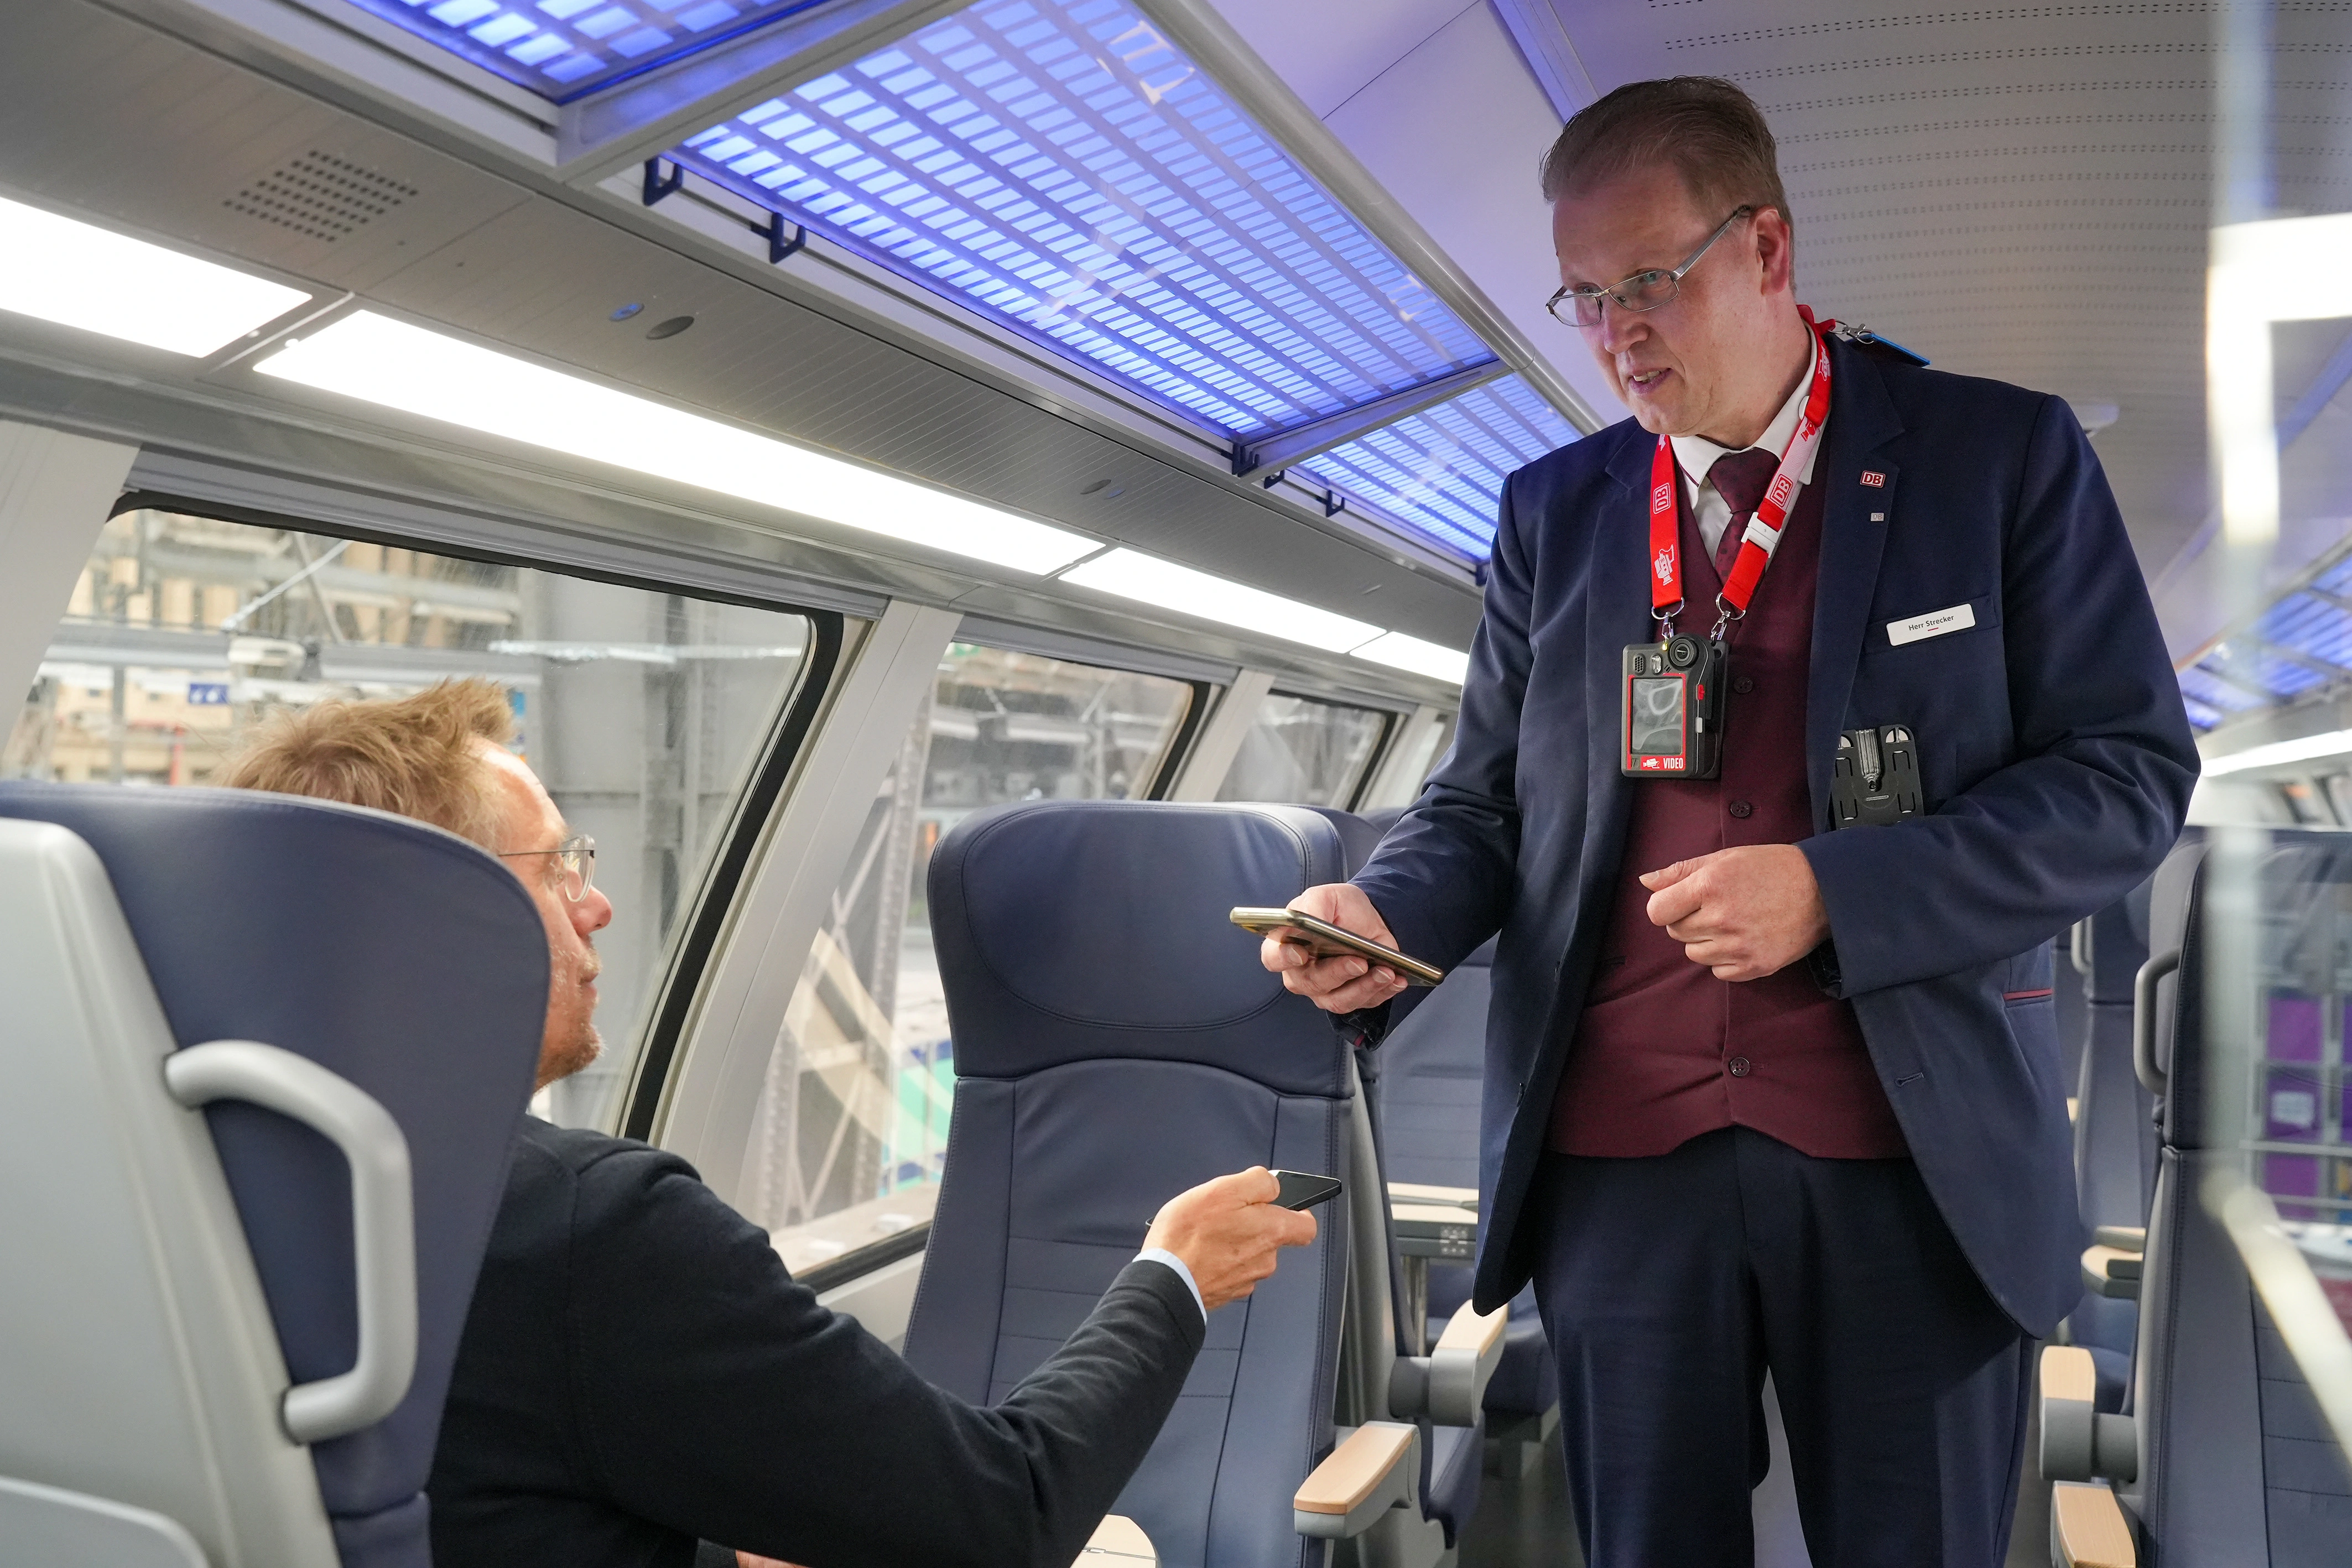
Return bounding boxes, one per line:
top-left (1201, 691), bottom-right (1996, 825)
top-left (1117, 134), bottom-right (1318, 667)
top-left (1830, 725), bottom-right (1923, 827)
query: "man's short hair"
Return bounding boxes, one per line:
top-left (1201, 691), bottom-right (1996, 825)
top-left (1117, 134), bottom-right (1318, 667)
top-left (1538, 76), bottom-right (1791, 232)
top-left (226, 678), bottom-right (518, 848)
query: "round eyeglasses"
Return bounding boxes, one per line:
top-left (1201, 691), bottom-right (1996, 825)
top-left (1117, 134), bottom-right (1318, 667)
top-left (499, 834), bottom-right (597, 902)
top-left (1546, 206), bottom-right (1754, 329)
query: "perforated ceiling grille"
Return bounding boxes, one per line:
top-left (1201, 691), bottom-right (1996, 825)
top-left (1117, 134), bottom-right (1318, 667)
top-left (1297, 377), bottom-right (1574, 561)
top-left (223, 152), bottom-right (417, 241)
top-left (669, 0), bottom-right (1493, 440)
top-left (339, 0), bottom-right (832, 101)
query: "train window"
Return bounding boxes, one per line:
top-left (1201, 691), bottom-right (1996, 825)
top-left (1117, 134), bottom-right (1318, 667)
top-left (4, 508), bottom-right (817, 1132)
top-left (742, 643), bottom-right (1196, 1278)
top-left (1215, 691), bottom-right (1394, 808)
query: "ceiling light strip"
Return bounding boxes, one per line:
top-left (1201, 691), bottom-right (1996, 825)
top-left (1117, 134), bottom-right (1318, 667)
top-left (255, 311), bottom-right (1098, 575)
top-left (0, 195), bottom-right (312, 358)
top-left (1058, 548), bottom-right (1466, 685)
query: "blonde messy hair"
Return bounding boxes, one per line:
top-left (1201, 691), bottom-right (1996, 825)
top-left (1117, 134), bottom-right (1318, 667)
top-left (225, 678), bottom-right (518, 848)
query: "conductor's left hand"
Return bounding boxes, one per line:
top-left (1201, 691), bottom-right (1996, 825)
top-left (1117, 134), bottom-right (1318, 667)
top-left (1641, 844), bottom-right (1829, 982)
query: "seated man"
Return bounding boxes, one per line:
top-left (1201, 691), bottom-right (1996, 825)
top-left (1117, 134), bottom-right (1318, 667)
top-left (226, 679), bottom-right (1315, 1568)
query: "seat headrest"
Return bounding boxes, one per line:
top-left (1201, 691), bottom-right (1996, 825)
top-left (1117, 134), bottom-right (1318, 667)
top-left (929, 800), bottom-right (1354, 1097)
top-left (0, 782), bottom-right (547, 1060)
top-left (0, 780), bottom-right (547, 1521)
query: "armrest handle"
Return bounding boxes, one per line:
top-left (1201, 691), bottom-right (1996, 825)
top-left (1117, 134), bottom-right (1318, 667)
top-left (2040, 1346), bottom-right (2137, 1484)
top-left (2093, 1226), bottom-right (2146, 1254)
top-left (2133, 949), bottom-right (2179, 1097)
top-left (1294, 1422), bottom-right (1419, 1539)
top-left (1391, 1299), bottom-right (1508, 1426)
top-left (165, 1040), bottom-right (417, 1445)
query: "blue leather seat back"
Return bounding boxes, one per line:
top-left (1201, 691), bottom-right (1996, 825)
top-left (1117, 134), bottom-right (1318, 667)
top-left (912, 801), bottom-right (1355, 1568)
top-left (1381, 940), bottom-right (1493, 1195)
top-left (0, 783), bottom-right (547, 1568)
top-left (2129, 832), bottom-right (2352, 1562)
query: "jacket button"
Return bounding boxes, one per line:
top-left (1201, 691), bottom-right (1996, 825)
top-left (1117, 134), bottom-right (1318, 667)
top-left (1727, 1056), bottom-right (1752, 1078)
top-left (1728, 800), bottom-right (1753, 819)
top-left (1733, 675), bottom-right (1755, 694)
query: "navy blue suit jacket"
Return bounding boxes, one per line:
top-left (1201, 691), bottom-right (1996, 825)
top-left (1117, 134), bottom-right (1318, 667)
top-left (1352, 337), bottom-right (2198, 1337)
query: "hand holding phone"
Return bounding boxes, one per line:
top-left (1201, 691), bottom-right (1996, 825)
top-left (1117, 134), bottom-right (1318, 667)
top-left (1230, 906), bottom-right (1446, 987)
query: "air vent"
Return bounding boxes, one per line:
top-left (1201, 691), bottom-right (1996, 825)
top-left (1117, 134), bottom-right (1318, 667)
top-left (223, 152), bottom-right (418, 242)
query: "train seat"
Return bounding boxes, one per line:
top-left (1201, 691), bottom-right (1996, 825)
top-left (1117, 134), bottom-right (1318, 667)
top-left (2066, 862), bottom-right (2166, 1412)
top-left (910, 800), bottom-right (1361, 1567)
top-left (2041, 832), bottom-right (2352, 1566)
top-left (0, 783), bottom-right (548, 1568)
top-left (1375, 936), bottom-right (1558, 1468)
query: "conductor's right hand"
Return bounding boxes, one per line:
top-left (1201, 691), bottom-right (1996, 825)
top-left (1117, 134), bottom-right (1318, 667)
top-left (1258, 883), bottom-right (1411, 1014)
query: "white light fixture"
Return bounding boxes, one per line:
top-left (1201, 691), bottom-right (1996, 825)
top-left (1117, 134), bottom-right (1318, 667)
top-left (256, 311), bottom-right (1100, 576)
top-left (1351, 631), bottom-right (1469, 686)
top-left (1058, 547), bottom-right (1382, 654)
top-left (0, 194), bottom-right (310, 357)
top-left (2201, 728), bottom-right (2352, 777)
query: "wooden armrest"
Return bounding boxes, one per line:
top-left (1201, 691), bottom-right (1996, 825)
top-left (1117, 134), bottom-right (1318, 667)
top-left (1080, 1514), bottom-right (1156, 1564)
top-left (1434, 1298), bottom-right (1507, 1359)
top-left (2051, 1482), bottom-right (2137, 1567)
top-left (2093, 1225), bottom-right (2146, 1254)
top-left (2042, 1345), bottom-right (2098, 1405)
top-left (2082, 1245), bottom-right (2142, 1300)
top-left (1294, 1421), bottom-right (1419, 1539)
top-left (1388, 1181), bottom-right (1478, 1211)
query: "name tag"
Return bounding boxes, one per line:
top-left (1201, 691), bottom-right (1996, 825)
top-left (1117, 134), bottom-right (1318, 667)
top-left (1887, 603), bottom-right (1976, 645)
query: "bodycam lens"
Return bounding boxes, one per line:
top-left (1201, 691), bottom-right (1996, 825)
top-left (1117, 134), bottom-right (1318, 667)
top-left (1667, 637), bottom-right (1698, 669)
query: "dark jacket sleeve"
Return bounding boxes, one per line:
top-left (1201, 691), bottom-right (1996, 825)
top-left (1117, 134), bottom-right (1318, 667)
top-left (1351, 462), bottom-right (1539, 971)
top-left (1799, 394), bottom-right (2199, 993)
top-left (564, 1144), bottom-right (1205, 1568)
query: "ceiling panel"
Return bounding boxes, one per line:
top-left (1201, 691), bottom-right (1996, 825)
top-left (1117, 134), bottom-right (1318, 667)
top-left (1544, 0), bottom-right (2352, 579)
top-left (0, 0), bottom-right (529, 291)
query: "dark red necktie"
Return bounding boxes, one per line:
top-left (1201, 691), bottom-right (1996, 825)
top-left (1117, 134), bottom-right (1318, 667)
top-left (1708, 448), bottom-right (1781, 580)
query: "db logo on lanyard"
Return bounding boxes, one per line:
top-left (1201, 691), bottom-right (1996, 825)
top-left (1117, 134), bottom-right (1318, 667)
top-left (1621, 312), bottom-right (1834, 782)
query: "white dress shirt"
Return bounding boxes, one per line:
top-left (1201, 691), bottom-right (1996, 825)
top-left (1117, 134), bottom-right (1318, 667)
top-left (1668, 358), bottom-right (1827, 560)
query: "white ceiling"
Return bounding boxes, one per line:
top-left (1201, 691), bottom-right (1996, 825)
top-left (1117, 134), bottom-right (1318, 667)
top-left (1210, 0), bottom-right (2352, 657)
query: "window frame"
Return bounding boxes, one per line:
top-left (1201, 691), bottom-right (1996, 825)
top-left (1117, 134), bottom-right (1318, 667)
top-left (1223, 685), bottom-right (1401, 812)
top-left (101, 489), bottom-right (850, 1142)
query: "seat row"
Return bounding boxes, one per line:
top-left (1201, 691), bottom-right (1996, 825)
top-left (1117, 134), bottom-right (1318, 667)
top-left (0, 786), bottom-right (1540, 1568)
top-left (2041, 832), bottom-right (2352, 1567)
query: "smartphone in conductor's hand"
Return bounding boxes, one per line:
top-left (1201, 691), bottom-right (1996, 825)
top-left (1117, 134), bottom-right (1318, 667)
top-left (1271, 1170), bottom-right (1344, 1211)
top-left (1229, 907), bottom-right (1446, 987)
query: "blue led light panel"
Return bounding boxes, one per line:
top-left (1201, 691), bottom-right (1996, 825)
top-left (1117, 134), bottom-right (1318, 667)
top-left (1297, 376), bottom-right (1574, 561)
top-left (2258, 593), bottom-right (2352, 671)
top-left (343, 0), bottom-right (828, 101)
top-left (2176, 665), bottom-right (2265, 717)
top-left (673, 0), bottom-right (1493, 436)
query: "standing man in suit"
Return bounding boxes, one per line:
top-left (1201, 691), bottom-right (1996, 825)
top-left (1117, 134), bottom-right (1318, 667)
top-left (1265, 77), bottom-right (2196, 1566)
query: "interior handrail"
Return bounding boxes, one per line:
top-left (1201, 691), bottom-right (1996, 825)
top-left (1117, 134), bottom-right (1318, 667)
top-left (163, 1040), bottom-right (417, 1445)
top-left (2132, 949), bottom-right (2182, 1098)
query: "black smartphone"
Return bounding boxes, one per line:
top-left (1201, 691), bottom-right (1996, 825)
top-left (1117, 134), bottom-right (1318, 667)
top-left (1271, 1170), bottom-right (1344, 1211)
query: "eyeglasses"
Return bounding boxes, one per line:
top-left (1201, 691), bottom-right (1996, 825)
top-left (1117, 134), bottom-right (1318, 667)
top-left (1546, 206), bottom-right (1755, 329)
top-left (499, 834), bottom-right (597, 903)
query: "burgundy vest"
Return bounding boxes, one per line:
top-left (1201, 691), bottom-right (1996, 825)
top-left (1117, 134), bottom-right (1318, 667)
top-left (1547, 464), bottom-right (1908, 1160)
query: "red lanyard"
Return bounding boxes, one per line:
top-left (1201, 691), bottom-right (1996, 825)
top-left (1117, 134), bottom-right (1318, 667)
top-left (1649, 311), bottom-right (1836, 639)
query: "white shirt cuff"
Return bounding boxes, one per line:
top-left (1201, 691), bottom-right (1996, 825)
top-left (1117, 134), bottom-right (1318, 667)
top-left (1133, 1247), bottom-right (1207, 1323)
